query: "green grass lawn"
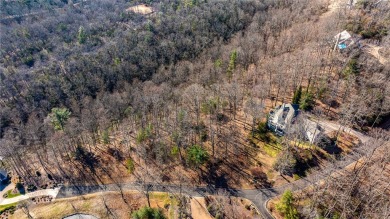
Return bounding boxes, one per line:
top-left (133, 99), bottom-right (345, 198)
top-left (263, 143), bottom-right (281, 157)
top-left (290, 140), bottom-right (317, 150)
top-left (0, 203), bottom-right (17, 214)
top-left (249, 126), bottom-right (282, 157)
top-left (5, 189), bottom-right (21, 199)
top-left (149, 192), bottom-right (178, 218)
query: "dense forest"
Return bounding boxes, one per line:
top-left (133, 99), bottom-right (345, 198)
top-left (0, 0), bottom-right (389, 218)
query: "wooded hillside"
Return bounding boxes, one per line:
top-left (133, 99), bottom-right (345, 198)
top-left (0, 0), bottom-right (389, 218)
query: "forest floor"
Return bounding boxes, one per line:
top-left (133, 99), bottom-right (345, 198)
top-left (16, 97), bottom-right (363, 199)
top-left (268, 139), bottom-right (390, 218)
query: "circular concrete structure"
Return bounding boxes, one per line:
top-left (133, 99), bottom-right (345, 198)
top-left (63, 213), bottom-right (98, 219)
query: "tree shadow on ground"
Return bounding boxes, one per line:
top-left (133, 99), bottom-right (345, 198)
top-left (323, 144), bottom-right (343, 155)
top-left (74, 146), bottom-right (100, 173)
top-left (215, 174), bottom-right (228, 188)
top-left (250, 167), bottom-right (272, 188)
top-left (107, 147), bottom-right (124, 161)
top-left (318, 135), bottom-right (343, 155)
top-left (295, 150), bottom-right (321, 177)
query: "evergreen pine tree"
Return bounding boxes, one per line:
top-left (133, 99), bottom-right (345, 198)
top-left (292, 86), bottom-right (302, 104)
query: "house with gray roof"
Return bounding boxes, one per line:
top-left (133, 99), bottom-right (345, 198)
top-left (268, 103), bottom-right (299, 136)
top-left (268, 103), bottom-right (322, 143)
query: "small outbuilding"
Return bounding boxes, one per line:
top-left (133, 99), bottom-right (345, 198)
top-left (63, 214), bottom-right (99, 219)
top-left (302, 119), bottom-right (323, 144)
top-left (334, 30), bottom-right (355, 50)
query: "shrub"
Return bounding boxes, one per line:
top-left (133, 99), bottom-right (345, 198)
top-left (214, 59), bottom-right (222, 68)
top-left (227, 50), bottom-right (237, 79)
top-left (187, 145), bottom-right (209, 168)
top-left (137, 124), bottom-right (153, 144)
top-left (299, 92), bottom-right (314, 111)
top-left (126, 158), bottom-right (135, 174)
top-left (315, 134), bottom-right (334, 149)
top-left (200, 130), bottom-right (208, 142)
top-left (102, 130), bottom-right (110, 144)
top-left (276, 190), bottom-right (299, 219)
top-left (293, 174), bottom-right (301, 180)
top-left (78, 26), bottom-right (87, 44)
top-left (216, 113), bottom-right (225, 122)
top-left (193, 122), bottom-right (208, 142)
top-left (27, 184), bottom-right (37, 192)
top-left (292, 86), bottom-right (302, 104)
top-left (250, 167), bottom-right (266, 181)
top-left (136, 130), bottom-right (147, 144)
top-left (361, 29), bottom-right (376, 39)
top-left (132, 206), bottom-right (166, 219)
top-left (201, 99), bottom-right (217, 115)
top-left (171, 131), bottom-right (180, 143)
top-left (171, 146), bottom-right (179, 157)
top-left (15, 182), bottom-right (24, 194)
top-left (23, 55), bottom-right (35, 67)
top-left (49, 108), bottom-right (71, 131)
top-left (15, 182), bottom-right (23, 190)
top-left (254, 121), bottom-right (271, 142)
top-left (343, 57), bottom-right (359, 76)
top-left (207, 205), bottom-right (213, 212)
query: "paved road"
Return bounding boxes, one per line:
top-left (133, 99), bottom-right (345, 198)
top-left (318, 120), bottom-right (370, 143)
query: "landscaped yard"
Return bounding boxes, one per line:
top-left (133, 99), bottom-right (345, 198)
top-left (0, 203), bottom-right (17, 214)
top-left (148, 192), bottom-right (179, 219)
top-left (10, 191), bottom-right (178, 219)
top-left (5, 190), bottom-right (21, 199)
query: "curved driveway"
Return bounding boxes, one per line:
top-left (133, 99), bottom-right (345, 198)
top-left (0, 188), bottom-right (60, 205)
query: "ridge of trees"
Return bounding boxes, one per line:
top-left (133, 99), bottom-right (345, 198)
top-left (0, 2), bottom-right (388, 218)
